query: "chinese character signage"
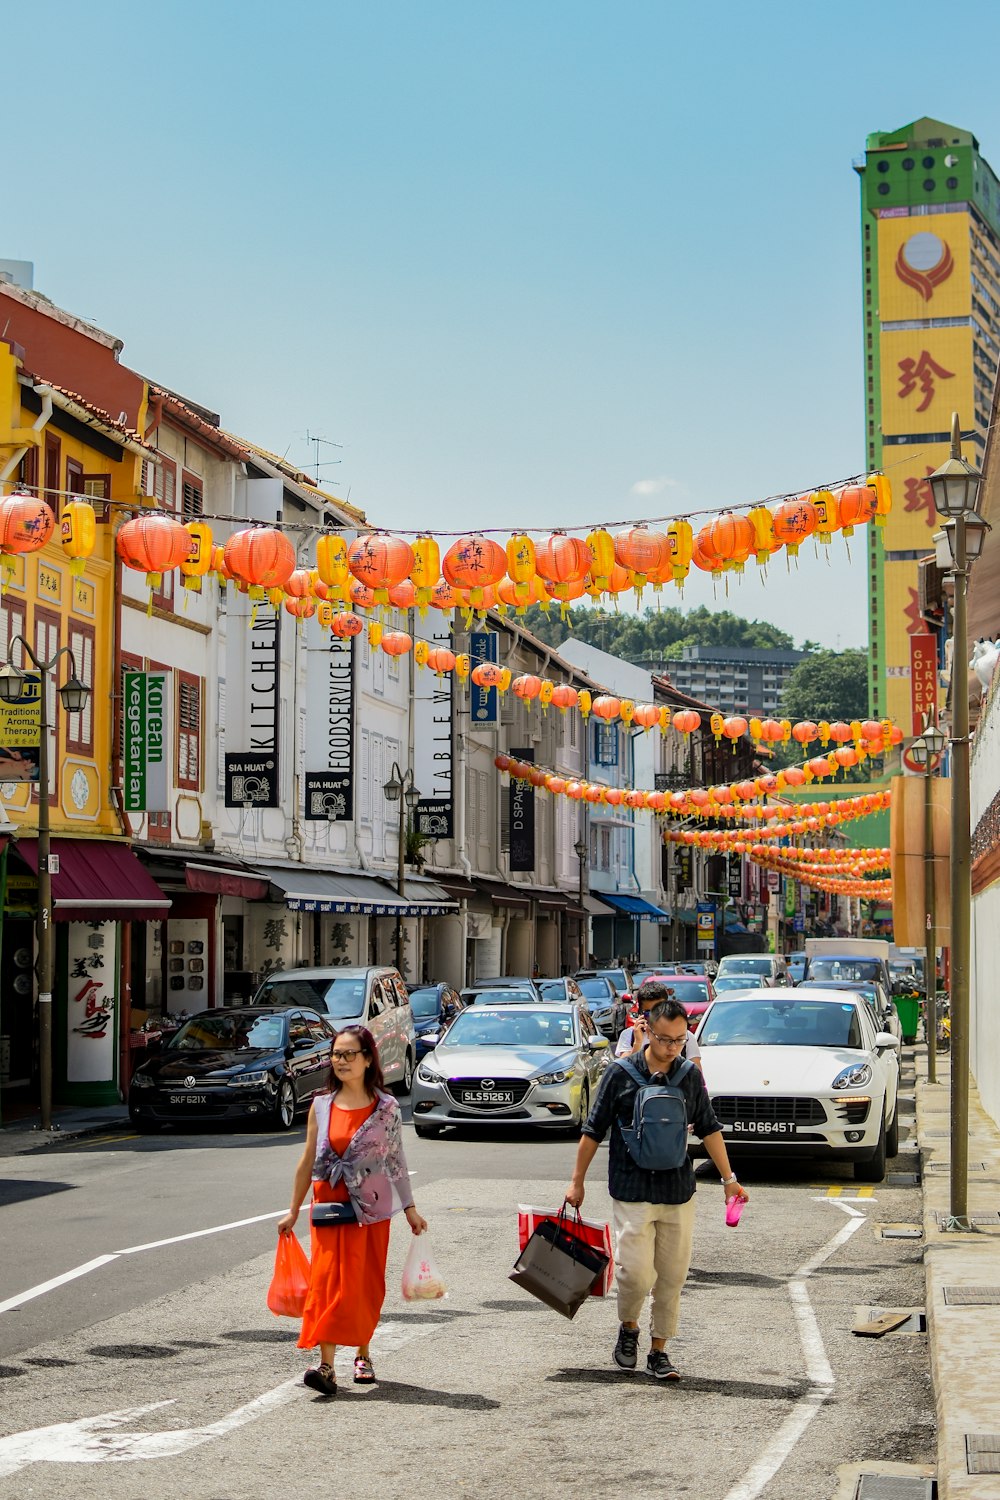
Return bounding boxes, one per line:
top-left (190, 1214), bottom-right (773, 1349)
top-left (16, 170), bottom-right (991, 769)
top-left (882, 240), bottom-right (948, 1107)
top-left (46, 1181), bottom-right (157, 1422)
top-left (123, 671), bottom-right (170, 813)
top-left (509, 746), bottom-right (535, 872)
top-left (909, 633), bottom-right (938, 737)
top-left (675, 847), bottom-right (692, 891)
top-left (67, 921), bottom-right (117, 1085)
top-left (469, 631), bottom-right (499, 728)
top-left (0, 671), bottom-right (40, 781)
top-left (304, 629), bottom-right (353, 821)
top-left (728, 855), bottom-right (743, 899)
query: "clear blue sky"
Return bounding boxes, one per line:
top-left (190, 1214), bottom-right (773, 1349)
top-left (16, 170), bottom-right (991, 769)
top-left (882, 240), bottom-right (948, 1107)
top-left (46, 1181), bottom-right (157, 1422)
top-left (8, 0), bottom-right (1000, 648)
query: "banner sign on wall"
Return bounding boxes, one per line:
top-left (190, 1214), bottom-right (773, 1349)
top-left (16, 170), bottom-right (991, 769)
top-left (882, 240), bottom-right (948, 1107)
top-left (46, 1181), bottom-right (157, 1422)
top-left (469, 631), bottom-right (499, 728)
top-left (66, 921), bottom-right (117, 1085)
top-left (0, 671), bottom-right (41, 782)
top-left (909, 632), bottom-right (938, 738)
top-left (123, 671), bottom-right (170, 813)
top-left (676, 846), bottom-right (692, 891)
top-left (727, 855), bottom-right (743, 899)
top-left (509, 746), bottom-right (535, 872)
top-left (413, 616), bottom-right (454, 838)
top-left (226, 607), bottom-right (281, 808)
top-left (305, 632), bottom-right (354, 820)
top-left (225, 753), bottom-right (279, 808)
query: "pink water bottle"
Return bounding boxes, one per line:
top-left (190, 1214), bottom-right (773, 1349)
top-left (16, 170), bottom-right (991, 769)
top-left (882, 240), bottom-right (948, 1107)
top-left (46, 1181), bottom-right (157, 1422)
top-left (725, 1195), bottom-right (747, 1228)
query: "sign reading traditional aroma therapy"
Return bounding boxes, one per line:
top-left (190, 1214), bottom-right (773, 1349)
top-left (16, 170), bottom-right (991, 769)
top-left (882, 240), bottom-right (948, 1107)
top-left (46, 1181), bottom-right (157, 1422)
top-left (122, 671), bottom-right (170, 812)
top-left (0, 671), bottom-right (41, 782)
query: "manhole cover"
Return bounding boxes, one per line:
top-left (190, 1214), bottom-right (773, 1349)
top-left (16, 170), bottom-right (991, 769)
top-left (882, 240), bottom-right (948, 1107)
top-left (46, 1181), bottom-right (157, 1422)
top-left (855, 1474), bottom-right (935, 1497)
top-left (880, 1223), bottom-right (923, 1239)
top-left (967, 1433), bottom-right (1000, 1474)
top-left (943, 1286), bottom-right (1000, 1305)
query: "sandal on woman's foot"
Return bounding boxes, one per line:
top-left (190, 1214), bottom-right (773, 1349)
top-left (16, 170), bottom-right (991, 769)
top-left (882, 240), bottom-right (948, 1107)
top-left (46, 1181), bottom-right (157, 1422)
top-left (303, 1364), bottom-right (337, 1397)
top-left (353, 1356), bottom-right (376, 1385)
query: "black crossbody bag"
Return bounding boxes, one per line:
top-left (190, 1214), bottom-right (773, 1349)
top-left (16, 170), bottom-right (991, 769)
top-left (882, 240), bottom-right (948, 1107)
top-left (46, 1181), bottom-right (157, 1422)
top-left (310, 1200), bottom-right (358, 1228)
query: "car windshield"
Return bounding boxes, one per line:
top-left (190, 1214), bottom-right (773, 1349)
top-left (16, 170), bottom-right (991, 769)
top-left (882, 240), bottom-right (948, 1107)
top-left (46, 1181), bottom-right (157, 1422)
top-left (718, 958), bottom-right (771, 974)
top-left (538, 980), bottom-right (567, 999)
top-left (254, 975), bottom-right (368, 1018)
top-left (408, 987), bottom-right (442, 1019)
top-left (700, 999), bottom-right (864, 1049)
top-left (601, 971), bottom-right (628, 990)
top-left (467, 989), bottom-right (536, 1005)
top-left (714, 975), bottom-right (763, 991)
top-left (577, 978), bottom-right (612, 1000)
top-left (442, 1010), bottom-right (576, 1048)
top-left (808, 959), bottom-right (881, 985)
top-left (168, 1013), bottom-right (284, 1051)
top-left (673, 982), bottom-right (710, 1005)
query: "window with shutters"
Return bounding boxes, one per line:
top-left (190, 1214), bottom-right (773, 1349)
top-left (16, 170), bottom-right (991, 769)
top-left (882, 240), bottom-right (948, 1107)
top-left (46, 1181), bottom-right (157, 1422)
top-left (66, 458), bottom-right (84, 496)
top-left (43, 435), bottom-right (61, 508)
top-left (151, 457), bottom-right (177, 612)
top-left (82, 473), bottom-right (111, 522)
top-left (176, 671), bottom-right (202, 791)
top-left (600, 827), bottom-right (612, 872)
top-left (359, 729), bottom-right (371, 825)
top-left (181, 471), bottom-right (204, 517)
top-left (65, 622), bottom-right (95, 754)
top-left (33, 608), bottom-right (60, 798)
top-left (0, 596), bottom-right (26, 666)
top-left (216, 678), bottom-right (227, 792)
top-left (18, 446), bottom-right (38, 495)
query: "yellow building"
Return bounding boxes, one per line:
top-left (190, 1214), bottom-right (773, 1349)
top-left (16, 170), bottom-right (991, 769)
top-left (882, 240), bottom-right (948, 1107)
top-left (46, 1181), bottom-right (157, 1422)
top-left (856, 117), bottom-right (1000, 728)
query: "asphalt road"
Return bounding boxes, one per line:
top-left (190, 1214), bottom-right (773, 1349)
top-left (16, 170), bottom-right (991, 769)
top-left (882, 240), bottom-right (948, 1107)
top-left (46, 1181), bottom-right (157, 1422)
top-left (0, 1093), bottom-right (934, 1500)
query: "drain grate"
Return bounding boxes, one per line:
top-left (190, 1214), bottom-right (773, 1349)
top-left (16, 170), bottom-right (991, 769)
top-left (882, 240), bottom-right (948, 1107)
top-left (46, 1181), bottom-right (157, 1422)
top-left (935, 1211), bottom-right (1000, 1227)
top-left (880, 1223), bottom-right (923, 1239)
top-left (926, 1160), bottom-right (986, 1171)
top-left (943, 1286), bottom-right (1000, 1305)
top-left (887, 1172), bottom-right (921, 1186)
top-left (967, 1434), bottom-right (1000, 1474)
top-left (854, 1474), bottom-right (935, 1498)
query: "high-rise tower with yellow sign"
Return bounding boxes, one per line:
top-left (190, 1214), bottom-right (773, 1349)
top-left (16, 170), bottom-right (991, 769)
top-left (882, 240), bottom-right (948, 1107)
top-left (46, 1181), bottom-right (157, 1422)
top-left (856, 117), bottom-right (1000, 723)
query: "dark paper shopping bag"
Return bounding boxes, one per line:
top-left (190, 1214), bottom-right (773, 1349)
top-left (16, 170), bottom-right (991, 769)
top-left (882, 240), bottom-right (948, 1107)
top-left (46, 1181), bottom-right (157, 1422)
top-left (509, 1216), bottom-right (610, 1319)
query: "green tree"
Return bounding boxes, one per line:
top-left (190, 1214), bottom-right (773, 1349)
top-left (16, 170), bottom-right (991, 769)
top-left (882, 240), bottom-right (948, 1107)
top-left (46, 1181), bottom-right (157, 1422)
top-left (780, 648), bottom-right (868, 724)
top-left (519, 602), bottom-right (795, 660)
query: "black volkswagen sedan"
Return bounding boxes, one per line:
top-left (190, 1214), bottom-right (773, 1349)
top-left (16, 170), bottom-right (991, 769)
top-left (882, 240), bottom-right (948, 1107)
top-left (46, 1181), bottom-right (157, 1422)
top-left (128, 1006), bottom-right (335, 1132)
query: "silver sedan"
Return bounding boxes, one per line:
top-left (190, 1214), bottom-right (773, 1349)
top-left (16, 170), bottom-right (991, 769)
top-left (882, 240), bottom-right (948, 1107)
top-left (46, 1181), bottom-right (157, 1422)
top-left (410, 1003), bottom-right (608, 1138)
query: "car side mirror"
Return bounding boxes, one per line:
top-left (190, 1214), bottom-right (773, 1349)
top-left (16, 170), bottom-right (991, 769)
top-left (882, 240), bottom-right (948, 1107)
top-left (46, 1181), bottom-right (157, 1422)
top-left (292, 1037), bottom-right (313, 1051)
top-left (874, 1031), bottom-right (900, 1050)
top-left (587, 1034), bottom-right (609, 1050)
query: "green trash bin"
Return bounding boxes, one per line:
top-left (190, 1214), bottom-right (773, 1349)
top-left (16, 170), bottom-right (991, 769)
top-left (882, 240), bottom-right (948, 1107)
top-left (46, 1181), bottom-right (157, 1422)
top-left (895, 995), bottom-right (920, 1044)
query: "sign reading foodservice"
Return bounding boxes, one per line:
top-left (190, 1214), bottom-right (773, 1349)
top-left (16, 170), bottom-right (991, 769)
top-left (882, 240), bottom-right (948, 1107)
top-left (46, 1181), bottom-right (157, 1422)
top-left (122, 671), bottom-right (170, 812)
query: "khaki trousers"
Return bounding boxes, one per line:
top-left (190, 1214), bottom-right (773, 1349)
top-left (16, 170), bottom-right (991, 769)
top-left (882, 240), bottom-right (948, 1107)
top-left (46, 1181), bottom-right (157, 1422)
top-left (612, 1196), bottom-right (697, 1341)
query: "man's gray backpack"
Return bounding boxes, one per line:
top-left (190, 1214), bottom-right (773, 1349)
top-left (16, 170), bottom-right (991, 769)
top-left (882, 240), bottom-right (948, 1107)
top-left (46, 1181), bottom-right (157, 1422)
top-left (616, 1057), bottom-right (693, 1170)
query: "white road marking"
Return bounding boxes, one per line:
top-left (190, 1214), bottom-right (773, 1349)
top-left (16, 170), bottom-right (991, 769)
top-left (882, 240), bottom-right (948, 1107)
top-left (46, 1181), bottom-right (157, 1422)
top-left (0, 1322), bottom-right (438, 1476)
top-left (0, 1213), bottom-right (286, 1315)
top-left (721, 1195), bottom-right (867, 1500)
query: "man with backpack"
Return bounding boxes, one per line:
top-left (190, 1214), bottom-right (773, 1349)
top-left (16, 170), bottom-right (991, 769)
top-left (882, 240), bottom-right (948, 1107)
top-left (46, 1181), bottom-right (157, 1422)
top-left (565, 996), bottom-right (747, 1381)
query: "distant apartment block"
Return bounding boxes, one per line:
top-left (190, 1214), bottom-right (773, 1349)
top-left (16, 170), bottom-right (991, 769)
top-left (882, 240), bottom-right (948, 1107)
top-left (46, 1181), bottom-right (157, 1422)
top-left (660, 645), bottom-right (808, 717)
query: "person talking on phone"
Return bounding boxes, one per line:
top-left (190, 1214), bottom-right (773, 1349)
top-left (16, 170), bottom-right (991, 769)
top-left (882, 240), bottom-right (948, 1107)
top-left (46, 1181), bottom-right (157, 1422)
top-left (566, 995), bottom-right (746, 1381)
top-left (616, 980), bottom-right (702, 1069)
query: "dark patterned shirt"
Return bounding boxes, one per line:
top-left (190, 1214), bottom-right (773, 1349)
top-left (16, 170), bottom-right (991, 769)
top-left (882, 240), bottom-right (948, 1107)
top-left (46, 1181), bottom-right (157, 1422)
top-left (582, 1050), bottom-right (722, 1205)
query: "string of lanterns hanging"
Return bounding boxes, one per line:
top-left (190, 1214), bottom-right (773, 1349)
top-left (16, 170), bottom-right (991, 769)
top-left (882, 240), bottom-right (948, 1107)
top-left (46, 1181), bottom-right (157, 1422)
top-left (2, 467), bottom-right (894, 607)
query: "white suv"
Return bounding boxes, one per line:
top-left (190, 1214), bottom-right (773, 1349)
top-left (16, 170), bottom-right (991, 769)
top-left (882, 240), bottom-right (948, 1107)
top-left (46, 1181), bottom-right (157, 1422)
top-left (252, 966), bottom-right (417, 1092)
top-left (715, 954), bottom-right (789, 987)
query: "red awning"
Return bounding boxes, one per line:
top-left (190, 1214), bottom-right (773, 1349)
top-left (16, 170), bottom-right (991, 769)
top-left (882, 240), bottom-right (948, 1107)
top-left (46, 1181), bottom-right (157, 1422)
top-left (15, 839), bottom-right (171, 922)
top-left (185, 863), bottom-right (269, 900)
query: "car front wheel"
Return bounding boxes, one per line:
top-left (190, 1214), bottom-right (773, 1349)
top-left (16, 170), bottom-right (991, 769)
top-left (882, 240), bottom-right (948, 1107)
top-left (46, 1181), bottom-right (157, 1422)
top-left (413, 1122), bottom-right (443, 1139)
top-left (274, 1078), bottom-right (296, 1130)
top-left (886, 1106), bottom-right (899, 1159)
top-left (394, 1050), bottom-right (414, 1096)
top-left (854, 1120), bottom-right (887, 1183)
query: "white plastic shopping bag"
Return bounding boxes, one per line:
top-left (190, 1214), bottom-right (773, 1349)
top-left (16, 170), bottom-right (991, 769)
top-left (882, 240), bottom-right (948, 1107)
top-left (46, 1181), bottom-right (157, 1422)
top-left (401, 1235), bottom-right (448, 1301)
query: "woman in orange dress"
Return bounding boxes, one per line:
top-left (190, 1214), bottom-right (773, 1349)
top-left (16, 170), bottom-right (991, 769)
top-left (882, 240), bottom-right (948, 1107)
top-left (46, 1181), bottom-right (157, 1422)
top-left (278, 1025), bottom-right (427, 1397)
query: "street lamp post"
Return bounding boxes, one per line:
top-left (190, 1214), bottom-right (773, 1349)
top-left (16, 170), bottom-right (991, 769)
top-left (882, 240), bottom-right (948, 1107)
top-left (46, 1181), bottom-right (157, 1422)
top-left (929, 413), bottom-right (990, 1228)
top-left (574, 835), bottom-right (588, 968)
top-left (909, 715), bottom-right (948, 1086)
top-left (382, 762), bottom-right (420, 977)
top-left (0, 640), bottom-right (90, 1133)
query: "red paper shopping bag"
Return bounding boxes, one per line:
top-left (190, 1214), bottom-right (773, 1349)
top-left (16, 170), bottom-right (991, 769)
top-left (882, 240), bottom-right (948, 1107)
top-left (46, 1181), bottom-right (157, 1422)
top-left (517, 1202), bottom-right (614, 1296)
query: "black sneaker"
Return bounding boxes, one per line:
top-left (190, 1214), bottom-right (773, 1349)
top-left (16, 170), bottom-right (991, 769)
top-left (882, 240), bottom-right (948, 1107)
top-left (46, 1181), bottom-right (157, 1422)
top-left (303, 1364), bottom-right (337, 1397)
top-left (647, 1349), bottom-right (680, 1381)
top-left (613, 1324), bottom-right (640, 1370)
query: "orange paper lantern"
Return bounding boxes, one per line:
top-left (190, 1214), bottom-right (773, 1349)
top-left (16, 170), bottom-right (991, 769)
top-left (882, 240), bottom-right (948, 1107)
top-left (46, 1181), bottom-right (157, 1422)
top-left (117, 512), bottom-right (192, 584)
top-left (0, 492), bottom-right (56, 557)
top-left (224, 527), bottom-right (296, 592)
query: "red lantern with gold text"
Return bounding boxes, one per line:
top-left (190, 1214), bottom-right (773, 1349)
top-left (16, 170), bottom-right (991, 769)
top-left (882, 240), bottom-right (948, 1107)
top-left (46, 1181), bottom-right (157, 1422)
top-left (471, 661), bottom-right (504, 689)
top-left (330, 611), bottom-right (364, 639)
top-left (347, 534), bottom-right (415, 603)
top-left (117, 513), bottom-right (192, 587)
top-left (0, 492), bottom-right (56, 560)
top-left (512, 673), bottom-right (542, 701)
top-left (442, 535), bottom-right (506, 606)
top-left (771, 498), bottom-right (818, 557)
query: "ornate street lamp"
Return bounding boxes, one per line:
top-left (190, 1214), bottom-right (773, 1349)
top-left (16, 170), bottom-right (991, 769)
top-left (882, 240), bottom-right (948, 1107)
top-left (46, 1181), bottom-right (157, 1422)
top-left (382, 762), bottom-right (420, 975)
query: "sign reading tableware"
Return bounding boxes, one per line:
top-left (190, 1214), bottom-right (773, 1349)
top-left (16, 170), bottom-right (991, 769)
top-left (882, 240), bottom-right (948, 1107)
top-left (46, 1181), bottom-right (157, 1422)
top-left (413, 615), bottom-right (454, 839)
top-left (304, 625), bottom-right (354, 821)
top-left (122, 671), bottom-right (170, 813)
top-left (0, 671), bottom-right (41, 782)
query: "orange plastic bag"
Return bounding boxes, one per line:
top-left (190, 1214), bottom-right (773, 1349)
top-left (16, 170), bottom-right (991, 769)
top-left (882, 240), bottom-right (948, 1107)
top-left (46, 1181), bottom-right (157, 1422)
top-left (267, 1232), bottom-right (310, 1318)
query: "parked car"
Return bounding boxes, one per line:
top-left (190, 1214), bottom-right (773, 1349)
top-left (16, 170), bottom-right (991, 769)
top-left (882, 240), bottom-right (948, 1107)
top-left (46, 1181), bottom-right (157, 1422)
top-left (715, 954), bottom-right (789, 986)
top-left (407, 982), bottom-right (465, 1060)
top-left (696, 989), bottom-right (901, 1181)
top-left (711, 973), bottom-right (768, 996)
top-left (634, 972), bottom-right (715, 1029)
top-left (786, 951), bottom-right (807, 984)
top-left (537, 977), bottom-right (585, 1004)
top-left (251, 965), bottom-right (416, 1091)
top-left (571, 975), bottom-right (628, 1039)
top-left (411, 1002), bottom-right (608, 1137)
top-left (128, 1006), bottom-right (335, 1132)
top-left (796, 978), bottom-right (902, 1043)
top-left (575, 966), bottom-right (635, 1008)
top-left (461, 983), bottom-right (541, 1007)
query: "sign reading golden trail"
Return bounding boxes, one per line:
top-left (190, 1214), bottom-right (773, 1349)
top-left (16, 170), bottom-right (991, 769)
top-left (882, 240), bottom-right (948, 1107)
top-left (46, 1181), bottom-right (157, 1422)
top-left (0, 672), bottom-right (41, 781)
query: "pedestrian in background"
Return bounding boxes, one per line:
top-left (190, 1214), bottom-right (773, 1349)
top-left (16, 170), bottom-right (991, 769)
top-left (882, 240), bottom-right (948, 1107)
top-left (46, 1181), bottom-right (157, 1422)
top-left (278, 1025), bottom-right (427, 1397)
top-left (566, 997), bottom-right (746, 1381)
top-left (616, 980), bottom-right (702, 1069)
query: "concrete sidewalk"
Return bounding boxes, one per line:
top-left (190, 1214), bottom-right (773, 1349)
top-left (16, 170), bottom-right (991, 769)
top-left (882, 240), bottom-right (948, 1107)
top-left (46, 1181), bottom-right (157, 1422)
top-left (0, 1102), bottom-right (131, 1155)
top-left (918, 1047), bottom-right (1000, 1498)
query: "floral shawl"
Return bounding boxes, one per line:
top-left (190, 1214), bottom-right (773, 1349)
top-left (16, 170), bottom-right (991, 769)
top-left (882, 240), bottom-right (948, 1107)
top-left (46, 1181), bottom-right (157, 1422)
top-left (311, 1090), bottom-right (414, 1225)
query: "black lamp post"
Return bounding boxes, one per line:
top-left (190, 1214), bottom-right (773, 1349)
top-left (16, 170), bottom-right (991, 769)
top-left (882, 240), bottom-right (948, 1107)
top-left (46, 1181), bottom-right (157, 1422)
top-left (0, 640), bottom-right (91, 1132)
top-left (574, 835), bottom-right (588, 968)
top-left (909, 716), bottom-right (948, 1086)
top-left (382, 762), bottom-right (420, 975)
